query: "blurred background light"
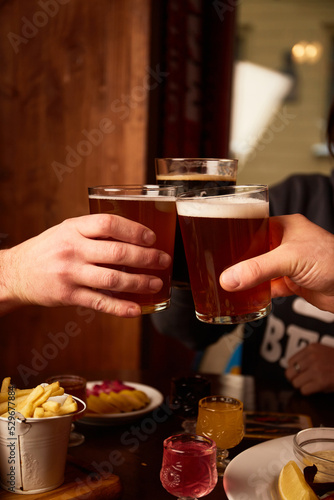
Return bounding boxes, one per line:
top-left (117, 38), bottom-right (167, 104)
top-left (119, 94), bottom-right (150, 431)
top-left (291, 41), bottom-right (323, 64)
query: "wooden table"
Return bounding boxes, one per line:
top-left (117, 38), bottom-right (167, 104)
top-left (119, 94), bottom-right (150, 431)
top-left (1, 370), bottom-right (332, 499)
top-left (67, 369), bottom-right (334, 500)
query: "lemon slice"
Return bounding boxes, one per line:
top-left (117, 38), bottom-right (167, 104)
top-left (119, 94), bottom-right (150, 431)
top-left (278, 460), bottom-right (318, 500)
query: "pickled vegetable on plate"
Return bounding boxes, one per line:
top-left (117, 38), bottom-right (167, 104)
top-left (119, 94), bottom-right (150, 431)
top-left (86, 380), bottom-right (150, 414)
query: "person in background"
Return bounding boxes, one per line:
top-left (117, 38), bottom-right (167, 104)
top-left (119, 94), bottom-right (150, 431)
top-left (0, 213), bottom-right (171, 319)
top-left (152, 100), bottom-right (334, 396)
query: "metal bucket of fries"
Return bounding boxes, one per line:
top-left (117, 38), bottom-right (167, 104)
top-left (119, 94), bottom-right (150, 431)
top-left (0, 378), bottom-right (85, 494)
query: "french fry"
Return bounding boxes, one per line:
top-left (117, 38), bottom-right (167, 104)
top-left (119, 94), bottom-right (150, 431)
top-left (62, 395), bottom-right (73, 405)
top-left (57, 401), bottom-right (77, 414)
top-left (1, 397), bottom-right (30, 418)
top-left (33, 407), bottom-right (45, 418)
top-left (0, 395), bottom-right (28, 416)
top-left (50, 387), bottom-right (65, 397)
top-left (0, 388), bottom-right (33, 404)
top-left (14, 397), bottom-right (30, 414)
top-left (0, 378), bottom-right (79, 419)
top-left (20, 386), bottom-right (49, 418)
top-left (34, 388), bottom-right (53, 407)
top-left (15, 389), bottom-right (34, 397)
top-left (25, 385), bottom-right (45, 404)
top-left (42, 401), bottom-right (61, 413)
top-left (46, 381), bottom-right (60, 395)
top-left (0, 394), bottom-right (8, 404)
top-left (19, 403), bottom-right (35, 418)
top-left (43, 402), bottom-right (77, 418)
top-left (0, 377), bottom-right (11, 393)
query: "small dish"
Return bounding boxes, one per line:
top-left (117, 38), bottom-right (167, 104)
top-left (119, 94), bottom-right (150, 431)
top-left (80, 381), bottom-right (164, 426)
top-left (293, 427), bottom-right (334, 482)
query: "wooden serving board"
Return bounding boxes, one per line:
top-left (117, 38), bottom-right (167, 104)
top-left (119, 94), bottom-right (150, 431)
top-left (0, 456), bottom-right (122, 499)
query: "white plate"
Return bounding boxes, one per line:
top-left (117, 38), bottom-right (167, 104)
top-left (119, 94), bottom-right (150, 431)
top-left (80, 381), bottom-right (164, 426)
top-left (224, 435), bottom-right (296, 500)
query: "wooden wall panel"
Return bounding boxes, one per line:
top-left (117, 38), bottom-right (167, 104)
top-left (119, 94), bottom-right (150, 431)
top-left (0, 0), bottom-right (151, 385)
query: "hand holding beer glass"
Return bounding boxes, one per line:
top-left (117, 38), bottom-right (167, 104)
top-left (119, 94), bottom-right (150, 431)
top-left (88, 185), bottom-right (176, 314)
top-left (176, 185), bottom-right (271, 324)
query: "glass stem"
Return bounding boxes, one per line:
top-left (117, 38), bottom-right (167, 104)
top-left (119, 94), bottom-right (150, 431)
top-left (181, 418), bottom-right (197, 434)
top-left (216, 448), bottom-right (229, 476)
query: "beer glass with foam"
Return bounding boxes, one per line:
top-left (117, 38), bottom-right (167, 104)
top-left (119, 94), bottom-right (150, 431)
top-left (88, 185), bottom-right (176, 314)
top-left (155, 158), bottom-right (238, 289)
top-left (176, 185), bottom-right (271, 324)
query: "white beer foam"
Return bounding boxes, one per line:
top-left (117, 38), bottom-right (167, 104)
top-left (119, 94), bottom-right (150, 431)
top-left (176, 196), bottom-right (269, 218)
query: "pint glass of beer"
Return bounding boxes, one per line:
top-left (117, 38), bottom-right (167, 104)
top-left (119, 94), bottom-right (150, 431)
top-left (155, 158), bottom-right (238, 288)
top-left (88, 185), bottom-right (177, 314)
top-left (176, 185), bottom-right (271, 324)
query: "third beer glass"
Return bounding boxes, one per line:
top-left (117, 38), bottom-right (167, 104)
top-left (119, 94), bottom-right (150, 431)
top-left (176, 185), bottom-right (271, 324)
top-left (155, 158), bottom-right (238, 288)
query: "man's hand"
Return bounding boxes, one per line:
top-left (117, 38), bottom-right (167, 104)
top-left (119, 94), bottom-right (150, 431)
top-left (0, 214), bottom-right (172, 318)
top-left (220, 214), bottom-right (334, 313)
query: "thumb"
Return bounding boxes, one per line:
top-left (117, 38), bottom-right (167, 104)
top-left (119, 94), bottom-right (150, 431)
top-left (219, 247), bottom-right (293, 291)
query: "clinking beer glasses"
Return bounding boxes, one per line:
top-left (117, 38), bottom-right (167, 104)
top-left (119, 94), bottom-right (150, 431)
top-left (160, 433), bottom-right (218, 500)
top-left (196, 396), bottom-right (244, 476)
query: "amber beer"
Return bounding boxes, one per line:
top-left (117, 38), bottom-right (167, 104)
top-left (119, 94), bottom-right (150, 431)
top-left (155, 159), bottom-right (238, 288)
top-left (88, 186), bottom-right (176, 314)
top-left (176, 185), bottom-right (271, 324)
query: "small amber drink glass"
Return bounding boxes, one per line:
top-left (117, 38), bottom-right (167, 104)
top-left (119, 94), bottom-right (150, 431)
top-left (196, 396), bottom-right (244, 476)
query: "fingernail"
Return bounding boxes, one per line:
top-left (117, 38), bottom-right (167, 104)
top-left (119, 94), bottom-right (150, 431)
top-left (142, 229), bottom-right (156, 245)
top-left (127, 305), bottom-right (141, 317)
top-left (159, 253), bottom-right (171, 268)
top-left (222, 268), bottom-right (240, 289)
top-left (149, 278), bottom-right (162, 291)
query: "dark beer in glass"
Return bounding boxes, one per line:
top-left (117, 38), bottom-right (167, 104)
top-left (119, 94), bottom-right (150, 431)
top-left (155, 158), bottom-right (238, 288)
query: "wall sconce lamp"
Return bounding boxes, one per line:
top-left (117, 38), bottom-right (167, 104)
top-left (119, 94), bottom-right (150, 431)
top-left (291, 41), bottom-right (323, 64)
